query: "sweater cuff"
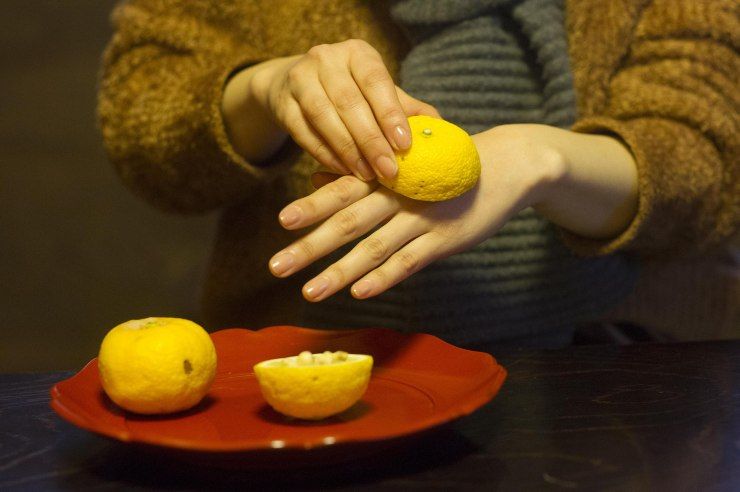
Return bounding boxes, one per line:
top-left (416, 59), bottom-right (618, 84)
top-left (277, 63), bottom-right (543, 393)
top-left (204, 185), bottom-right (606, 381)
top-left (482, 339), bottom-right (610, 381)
top-left (560, 116), bottom-right (652, 257)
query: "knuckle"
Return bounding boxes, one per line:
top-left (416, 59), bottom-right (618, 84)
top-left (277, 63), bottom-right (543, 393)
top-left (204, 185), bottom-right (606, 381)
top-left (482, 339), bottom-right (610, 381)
top-left (286, 65), bottom-right (305, 85)
top-left (328, 177), bottom-right (355, 204)
top-left (337, 137), bottom-right (360, 158)
top-left (344, 38), bottom-right (369, 50)
top-left (304, 97), bottom-right (333, 120)
top-left (325, 266), bottom-right (347, 286)
top-left (333, 88), bottom-right (363, 112)
top-left (377, 104), bottom-right (405, 122)
top-left (296, 195), bottom-right (318, 217)
top-left (331, 209), bottom-right (359, 237)
top-left (361, 237), bottom-right (388, 262)
top-left (360, 67), bottom-right (390, 90)
top-left (295, 239), bottom-right (315, 259)
top-left (394, 250), bottom-right (420, 274)
top-left (371, 268), bottom-right (388, 287)
top-left (307, 43), bottom-right (330, 59)
top-left (425, 103), bottom-right (440, 116)
top-left (358, 131), bottom-right (387, 150)
top-left (310, 141), bottom-right (331, 161)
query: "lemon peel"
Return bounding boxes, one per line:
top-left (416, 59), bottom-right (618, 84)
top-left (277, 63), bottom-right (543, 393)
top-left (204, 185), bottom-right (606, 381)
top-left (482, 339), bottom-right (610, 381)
top-left (379, 115), bottom-right (481, 201)
top-left (254, 351), bottom-right (373, 420)
top-left (97, 317), bottom-right (217, 414)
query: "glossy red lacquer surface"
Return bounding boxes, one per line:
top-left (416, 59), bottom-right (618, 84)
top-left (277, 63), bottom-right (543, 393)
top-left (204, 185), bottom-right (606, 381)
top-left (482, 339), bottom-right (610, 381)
top-left (50, 326), bottom-right (506, 453)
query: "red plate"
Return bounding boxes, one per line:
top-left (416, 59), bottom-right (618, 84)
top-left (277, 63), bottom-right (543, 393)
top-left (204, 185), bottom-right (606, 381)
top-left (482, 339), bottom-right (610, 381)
top-left (51, 326), bottom-right (506, 460)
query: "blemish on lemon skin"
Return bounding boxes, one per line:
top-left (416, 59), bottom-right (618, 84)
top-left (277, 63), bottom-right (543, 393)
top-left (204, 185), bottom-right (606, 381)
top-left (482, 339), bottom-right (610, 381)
top-left (98, 317), bottom-right (216, 414)
top-left (125, 317), bottom-right (160, 330)
top-left (422, 128), bottom-right (432, 136)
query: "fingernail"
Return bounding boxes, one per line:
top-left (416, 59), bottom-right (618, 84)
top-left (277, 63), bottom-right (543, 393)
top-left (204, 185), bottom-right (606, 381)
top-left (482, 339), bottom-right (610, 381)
top-left (356, 158), bottom-right (375, 181)
top-left (304, 276), bottom-right (330, 300)
top-left (352, 279), bottom-right (373, 298)
top-left (279, 206), bottom-right (302, 227)
top-left (394, 125), bottom-right (411, 150)
top-left (376, 155), bottom-right (398, 180)
top-left (270, 252), bottom-right (295, 276)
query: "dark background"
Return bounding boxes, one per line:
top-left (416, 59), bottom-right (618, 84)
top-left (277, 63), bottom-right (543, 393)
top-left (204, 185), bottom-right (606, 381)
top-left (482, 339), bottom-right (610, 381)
top-left (2, 0), bottom-right (217, 371)
top-left (2, 1), bottom-right (737, 372)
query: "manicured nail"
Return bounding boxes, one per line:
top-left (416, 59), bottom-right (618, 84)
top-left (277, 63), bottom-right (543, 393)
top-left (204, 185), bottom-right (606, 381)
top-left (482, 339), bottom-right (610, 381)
top-left (376, 155), bottom-right (398, 180)
top-left (279, 206), bottom-right (302, 227)
top-left (304, 276), bottom-right (330, 300)
top-left (270, 252), bottom-right (294, 276)
top-left (356, 158), bottom-right (375, 181)
top-left (394, 125), bottom-right (411, 150)
top-left (352, 279), bottom-right (373, 298)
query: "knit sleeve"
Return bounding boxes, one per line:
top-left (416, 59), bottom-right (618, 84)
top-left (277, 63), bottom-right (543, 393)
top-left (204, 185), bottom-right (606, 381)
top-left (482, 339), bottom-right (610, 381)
top-left (565, 0), bottom-right (739, 257)
top-left (98, 0), bottom-right (298, 214)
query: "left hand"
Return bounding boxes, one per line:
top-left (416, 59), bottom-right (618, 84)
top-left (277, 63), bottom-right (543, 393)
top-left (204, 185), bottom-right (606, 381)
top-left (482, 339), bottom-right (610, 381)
top-left (268, 125), bottom-right (565, 301)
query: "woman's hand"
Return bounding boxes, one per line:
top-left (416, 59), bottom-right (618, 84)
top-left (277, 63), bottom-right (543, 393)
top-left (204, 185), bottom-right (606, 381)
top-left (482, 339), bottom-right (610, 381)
top-left (222, 39), bottom-right (439, 180)
top-left (268, 125), bottom-right (565, 301)
top-left (268, 123), bottom-right (638, 301)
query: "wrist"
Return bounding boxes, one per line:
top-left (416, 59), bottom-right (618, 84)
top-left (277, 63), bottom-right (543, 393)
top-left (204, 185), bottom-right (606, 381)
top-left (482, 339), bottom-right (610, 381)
top-left (528, 125), bottom-right (638, 239)
top-left (221, 58), bottom-right (294, 163)
top-left (474, 124), bottom-right (568, 209)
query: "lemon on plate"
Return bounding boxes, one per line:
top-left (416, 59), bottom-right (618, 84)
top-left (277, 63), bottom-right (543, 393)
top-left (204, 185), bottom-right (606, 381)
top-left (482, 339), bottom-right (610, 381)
top-left (98, 317), bottom-right (217, 414)
top-left (254, 350), bottom-right (373, 420)
top-left (379, 115), bottom-right (481, 201)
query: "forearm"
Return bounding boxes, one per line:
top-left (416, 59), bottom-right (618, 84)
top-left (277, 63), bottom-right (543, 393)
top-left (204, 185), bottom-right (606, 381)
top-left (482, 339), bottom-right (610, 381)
top-left (221, 56), bottom-right (297, 164)
top-left (529, 125), bottom-right (639, 240)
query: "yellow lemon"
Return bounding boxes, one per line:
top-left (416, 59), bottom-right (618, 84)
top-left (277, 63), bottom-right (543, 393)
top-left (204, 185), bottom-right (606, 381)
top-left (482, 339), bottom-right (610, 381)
top-left (254, 351), bottom-right (373, 420)
top-left (98, 317), bottom-right (217, 414)
top-left (379, 115), bottom-right (481, 201)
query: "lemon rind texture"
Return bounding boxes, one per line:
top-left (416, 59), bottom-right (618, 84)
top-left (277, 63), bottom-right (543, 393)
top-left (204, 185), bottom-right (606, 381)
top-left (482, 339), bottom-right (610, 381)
top-left (254, 355), bottom-right (373, 420)
top-left (98, 318), bottom-right (217, 415)
top-left (380, 116), bottom-right (481, 202)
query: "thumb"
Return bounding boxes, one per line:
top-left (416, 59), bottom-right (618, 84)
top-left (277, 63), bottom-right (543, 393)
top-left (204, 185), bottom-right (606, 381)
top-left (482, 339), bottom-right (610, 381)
top-left (396, 87), bottom-right (441, 119)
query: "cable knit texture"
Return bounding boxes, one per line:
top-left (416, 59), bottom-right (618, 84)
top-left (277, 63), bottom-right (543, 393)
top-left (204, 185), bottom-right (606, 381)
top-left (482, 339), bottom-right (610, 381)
top-left (98, 0), bottom-right (739, 346)
top-left (303, 0), bottom-right (636, 346)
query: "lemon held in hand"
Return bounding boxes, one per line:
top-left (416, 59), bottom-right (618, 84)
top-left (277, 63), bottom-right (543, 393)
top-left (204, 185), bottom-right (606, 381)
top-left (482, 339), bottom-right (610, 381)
top-left (98, 317), bottom-right (217, 414)
top-left (380, 115), bottom-right (481, 201)
top-left (254, 350), bottom-right (373, 420)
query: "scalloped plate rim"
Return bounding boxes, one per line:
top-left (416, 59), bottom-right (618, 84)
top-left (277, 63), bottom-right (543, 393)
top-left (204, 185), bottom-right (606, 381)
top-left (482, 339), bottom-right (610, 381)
top-left (50, 326), bottom-right (507, 453)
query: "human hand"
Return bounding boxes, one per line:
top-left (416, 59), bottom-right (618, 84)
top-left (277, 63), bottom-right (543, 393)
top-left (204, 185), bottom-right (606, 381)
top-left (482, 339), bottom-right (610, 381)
top-left (249, 39), bottom-right (439, 180)
top-left (268, 125), bottom-right (565, 301)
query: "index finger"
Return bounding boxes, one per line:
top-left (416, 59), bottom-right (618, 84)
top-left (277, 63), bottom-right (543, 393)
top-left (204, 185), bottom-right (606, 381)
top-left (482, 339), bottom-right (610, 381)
top-left (349, 48), bottom-right (412, 152)
top-left (278, 175), bottom-right (376, 230)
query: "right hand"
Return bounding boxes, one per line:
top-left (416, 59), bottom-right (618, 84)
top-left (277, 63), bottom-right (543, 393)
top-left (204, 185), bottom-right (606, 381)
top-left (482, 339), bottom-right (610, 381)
top-left (250, 39), bottom-right (440, 180)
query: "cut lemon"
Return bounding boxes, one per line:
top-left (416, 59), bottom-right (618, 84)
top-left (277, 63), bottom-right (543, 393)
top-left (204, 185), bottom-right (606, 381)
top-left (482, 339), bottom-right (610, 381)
top-left (253, 351), bottom-right (373, 420)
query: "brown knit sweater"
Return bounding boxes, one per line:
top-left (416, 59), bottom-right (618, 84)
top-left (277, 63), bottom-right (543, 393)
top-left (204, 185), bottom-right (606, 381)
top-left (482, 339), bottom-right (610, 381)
top-left (98, 0), bottom-right (739, 329)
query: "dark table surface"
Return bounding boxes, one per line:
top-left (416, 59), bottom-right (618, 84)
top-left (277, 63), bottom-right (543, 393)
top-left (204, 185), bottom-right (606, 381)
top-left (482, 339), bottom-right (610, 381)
top-left (2, 340), bottom-right (739, 491)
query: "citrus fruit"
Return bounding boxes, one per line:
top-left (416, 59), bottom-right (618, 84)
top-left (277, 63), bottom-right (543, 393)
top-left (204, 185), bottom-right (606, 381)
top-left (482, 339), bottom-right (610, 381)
top-left (253, 350), bottom-right (373, 420)
top-left (379, 115), bottom-right (481, 201)
top-left (98, 317), bottom-right (217, 414)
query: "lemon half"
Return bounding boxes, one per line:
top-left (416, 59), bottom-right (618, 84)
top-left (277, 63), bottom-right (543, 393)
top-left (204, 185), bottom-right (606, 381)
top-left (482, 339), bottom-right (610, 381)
top-left (379, 115), bottom-right (481, 201)
top-left (98, 317), bottom-right (217, 414)
top-left (254, 352), bottom-right (373, 420)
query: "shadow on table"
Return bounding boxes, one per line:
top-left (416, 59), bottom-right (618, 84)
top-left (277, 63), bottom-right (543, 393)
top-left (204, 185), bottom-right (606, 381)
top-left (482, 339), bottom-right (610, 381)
top-left (53, 424), bottom-right (506, 490)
